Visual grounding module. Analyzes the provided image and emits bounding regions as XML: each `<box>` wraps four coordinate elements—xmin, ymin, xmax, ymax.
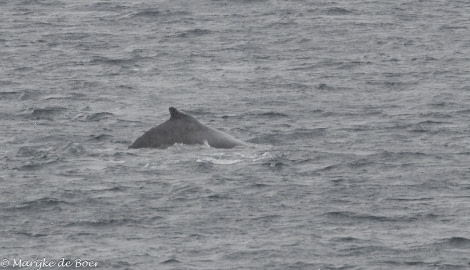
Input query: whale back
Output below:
<box><xmin>129</xmin><ymin>107</ymin><xmax>244</xmax><ymax>149</ymax></box>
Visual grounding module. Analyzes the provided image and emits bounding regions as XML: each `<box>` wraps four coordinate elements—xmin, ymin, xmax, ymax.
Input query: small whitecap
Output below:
<box><xmin>252</xmin><ymin>152</ymin><xmax>275</xmax><ymax>161</ymax></box>
<box><xmin>197</xmin><ymin>157</ymin><xmax>242</xmax><ymax>165</ymax></box>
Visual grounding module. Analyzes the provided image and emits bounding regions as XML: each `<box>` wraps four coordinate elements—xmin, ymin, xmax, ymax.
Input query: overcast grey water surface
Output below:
<box><xmin>1</xmin><ymin>0</ymin><xmax>470</xmax><ymax>269</ymax></box>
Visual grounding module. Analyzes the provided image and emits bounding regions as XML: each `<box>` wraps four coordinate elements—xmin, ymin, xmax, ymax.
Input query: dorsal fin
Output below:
<box><xmin>169</xmin><ymin>107</ymin><xmax>184</xmax><ymax>119</ymax></box>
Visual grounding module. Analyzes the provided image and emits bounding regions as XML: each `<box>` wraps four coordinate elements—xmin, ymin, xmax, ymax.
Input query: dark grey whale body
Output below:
<box><xmin>129</xmin><ymin>107</ymin><xmax>245</xmax><ymax>149</ymax></box>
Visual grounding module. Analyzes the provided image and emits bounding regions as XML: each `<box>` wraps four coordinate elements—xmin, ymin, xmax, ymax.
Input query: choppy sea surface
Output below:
<box><xmin>1</xmin><ymin>1</ymin><xmax>470</xmax><ymax>269</ymax></box>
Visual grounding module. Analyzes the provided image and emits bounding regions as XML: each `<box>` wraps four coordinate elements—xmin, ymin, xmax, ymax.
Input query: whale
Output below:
<box><xmin>129</xmin><ymin>107</ymin><xmax>245</xmax><ymax>149</ymax></box>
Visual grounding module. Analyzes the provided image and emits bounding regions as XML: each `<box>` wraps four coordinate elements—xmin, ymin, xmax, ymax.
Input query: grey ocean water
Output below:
<box><xmin>1</xmin><ymin>0</ymin><xmax>470</xmax><ymax>269</ymax></box>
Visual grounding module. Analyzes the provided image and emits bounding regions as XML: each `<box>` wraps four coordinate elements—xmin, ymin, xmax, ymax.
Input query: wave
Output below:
<box><xmin>84</xmin><ymin>112</ymin><xmax>115</xmax><ymax>122</ymax></box>
<box><xmin>88</xmin><ymin>134</ymin><xmax>112</xmax><ymax>142</ymax></box>
<box><xmin>29</xmin><ymin>106</ymin><xmax>67</xmax><ymax>120</ymax></box>
<box><xmin>41</xmin><ymin>92</ymin><xmax>88</xmax><ymax>101</ymax></box>
<box><xmin>16</xmin><ymin>146</ymin><xmax>49</xmax><ymax>158</ymax></box>
<box><xmin>13</xmin><ymin>159</ymin><xmax>59</xmax><ymax>171</ymax></box>
<box><xmin>160</xmin><ymin>258</ymin><xmax>181</xmax><ymax>264</ymax></box>
<box><xmin>323</xmin><ymin>211</ymin><xmax>423</xmax><ymax>223</ymax></box>
<box><xmin>66</xmin><ymin>218</ymin><xmax>140</xmax><ymax>227</ymax></box>
<box><xmin>7</xmin><ymin>197</ymin><xmax>70</xmax><ymax>211</ymax></box>
<box><xmin>90</xmin><ymin>56</ymin><xmax>136</xmax><ymax>66</ymax></box>
<box><xmin>132</xmin><ymin>9</ymin><xmax>190</xmax><ymax>18</ymax></box>
<box><xmin>330</xmin><ymin>236</ymin><xmax>361</xmax><ymax>242</ymax></box>
<box><xmin>133</xmin><ymin>8</ymin><xmax>160</xmax><ymax>18</ymax></box>
<box><xmin>440</xmin><ymin>236</ymin><xmax>470</xmax><ymax>249</ymax></box>
<box><xmin>0</xmin><ymin>91</ymin><xmax>23</xmax><ymax>100</ymax></box>
<box><xmin>14</xmin><ymin>231</ymin><xmax>48</xmax><ymax>238</ymax></box>
<box><xmin>254</xmin><ymin>111</ymin><xmax>289</xmax><ymax>117</ymax></box>
<box><xmin>248</xmin><ymin>128</ymin><xmax>326</xmax><ymax>145</ymax></box>
<box><xmin>325</xmin><ymin>7</ymin><xmax>353</xmax><ymax>15</ymax></box>
<box><xmin>60</xmin><ymin>142</ymin><xmax>86</xmax><ymax>156</ymax></box>
<box><xmin>177</xmin><ymin>28</ymin><xmax>211</xmax><ymax>38</ymax></box>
